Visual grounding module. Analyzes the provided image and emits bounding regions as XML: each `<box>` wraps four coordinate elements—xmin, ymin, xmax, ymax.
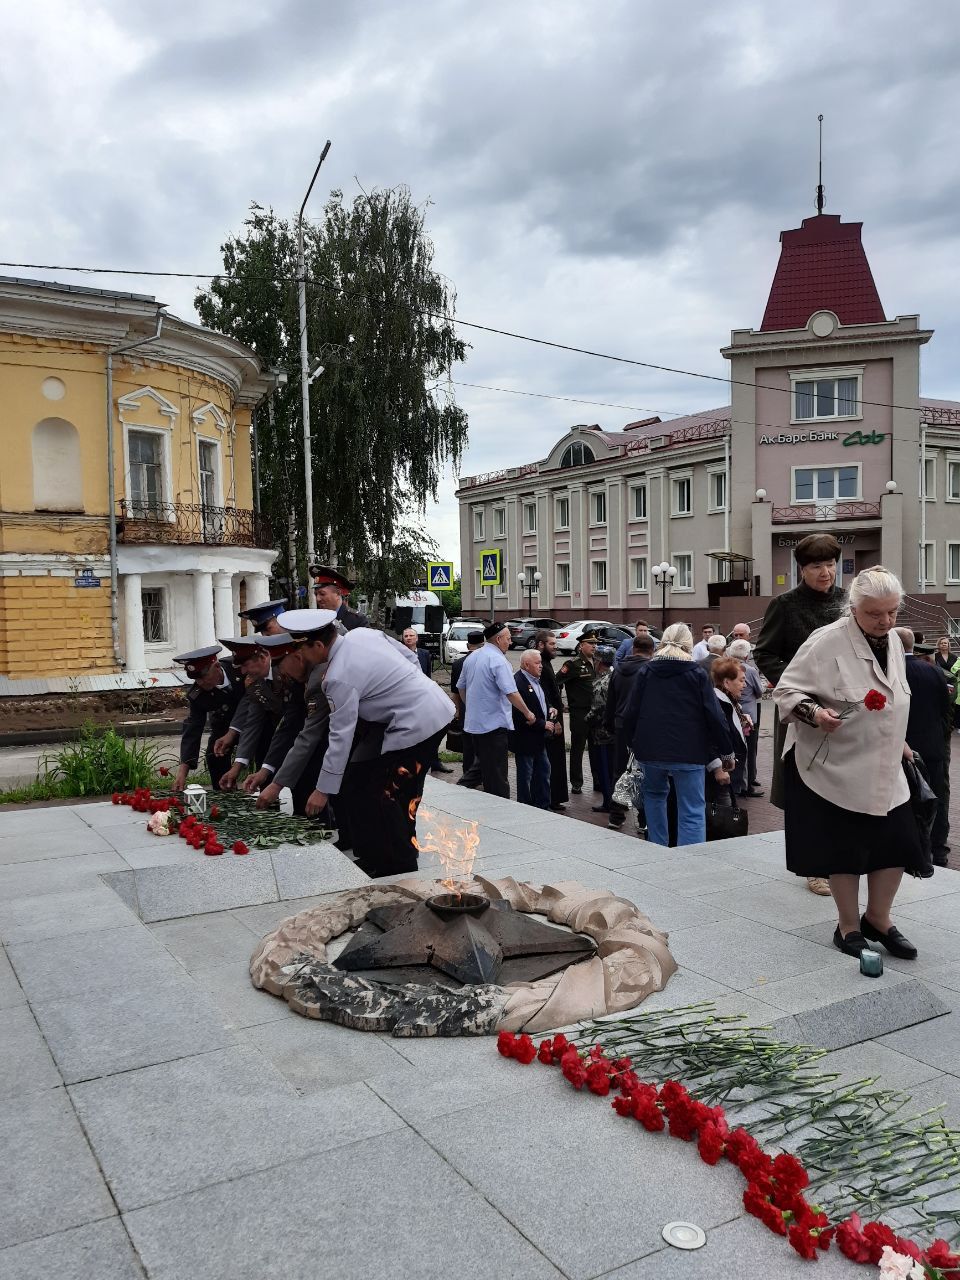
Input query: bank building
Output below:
<box><xmin>457</xmin><ymin>207</ymin><xmax>960</xmax><ymax>635</ymax></box>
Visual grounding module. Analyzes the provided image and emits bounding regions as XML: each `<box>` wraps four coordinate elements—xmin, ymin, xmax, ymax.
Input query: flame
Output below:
<box><xmin>415</xmin><ymin>807</ymin><xmax>480</xmax><ymax>895</ymax></box>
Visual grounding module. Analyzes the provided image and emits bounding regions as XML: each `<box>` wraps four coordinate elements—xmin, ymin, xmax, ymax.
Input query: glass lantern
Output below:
<box><xmin>183</xmin><ymin>784</ymin><xmax>208</xmax><ymax>818</ymax></box>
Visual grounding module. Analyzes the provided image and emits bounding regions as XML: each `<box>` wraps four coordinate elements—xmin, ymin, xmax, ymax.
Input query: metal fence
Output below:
<box><xmin>117</xmin><ymin>501</ymin><xmax>272</xmax><ymax>548</ymax></box>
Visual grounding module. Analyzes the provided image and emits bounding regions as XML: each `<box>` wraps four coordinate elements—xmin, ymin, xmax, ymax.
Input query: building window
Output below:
<box><xmin>792</xmin><ymin>465</ymin><xmax>860</xmax><ymax>503</ymax></box>
<box><xmin>556</xmin><ymin>563</ymin><xmax>571</xmax><ymax>594</ymax></box>
<box><xmin>792</xmin><ymin>373</ymin><xmax>860</xmax><ymax>421</ymax></box>
<box><xmin>920</xmin><ymin>456</ymin><xmax>936</xmax><ymax>501</ymax></box>
<box><xmin>493</xmin><ymin>507</ymin><xmax>506</xmax><ymax>537</ymax></box>
<box><xmin>947</xmin><ymin>542</ymin><xmax>960</xmax><ymax>584</ymax></box>
<box><xmin>129</xmin><ymin>430</ymin><xmax>165</xmax><ymax>514</ymax></box>
<box><xmin>473</xmin><ymin>509</ymin><xmax>484</xmax><ymax>541</ymax></box>
<box><xmin>591</xmin><ymin>490</ymin><xmax>607</xmax><ymax>526</ymax></box>
<box><xmin>198</xmin><ymin>439</ymin><xmax>218</xmax><ymax>509</ymax></box>
<box><xmin>555</xmin><ymin>495</ymin><xmax>570</xmax><ymax>529</ymax></box>
<box><xmin>630</xmin><ymin>557</ymin><xmax>648</xmax><ymax>591</ymax></box>
<box><xmin>673</xmin><ymin>553</ymin><xmax>693</xmax><ymax>591</ymax></box>
<box><xmin>474</xmin><ymin>569</ymin><xmax>484</xmax><ymax>598</ymax></box>
<box><xmin>523</xmin><ymin>502</ymin><xmax>537</xmax><ymax>532</ymax></box>
<box><xmin>708</xmin><ymin>469</ymin><xmax>727</xmax><ymax>512</ymax></box>
<box><xmin>559</xmin><ymin>441</ymin><xmax>595</xmax><ymax>469</ymax></box>
<box><xmin>921</xmin><ymin>542</ymin><xmax>936</xmax><ymax>586</ymax></box>
<box><xmin>630</xmin><ymin>482</ymin><xmax>647</xmax><ymax>520</ymax></box>
<box><xmin>671</xmin><ymin>474</ymin><xmax>692</xmax><ymax>516</ymax></box>
<box><xmin>592</xmin><ymin>560</ymin><xmax>608</xmax><ymax>593</ymax></box>
<box><xmin>141</xmin><ymin>588</ymin><xmax>168</xmax><ymax>644</ymax></box>
<box><xmin>947</xmin><ymin>459</ymin><xmax>960</xmax><ymax>502</ymax></box>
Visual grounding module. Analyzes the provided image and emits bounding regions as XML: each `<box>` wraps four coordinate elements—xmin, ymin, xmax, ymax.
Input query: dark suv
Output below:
<box><xmin>505</xmin><ymin>617</ymin><xmax>563</xmax><ymax>649</ymax></box>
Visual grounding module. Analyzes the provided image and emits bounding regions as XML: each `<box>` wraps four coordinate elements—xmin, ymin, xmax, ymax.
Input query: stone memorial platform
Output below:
<box><xmin>2</xmin><ymin>780</ymin><xmax>960</xmax><ymax>1277</ymax></box>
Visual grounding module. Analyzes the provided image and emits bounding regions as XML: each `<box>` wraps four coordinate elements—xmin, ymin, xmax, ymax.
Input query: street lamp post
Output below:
<box><xmin>652</xmin><ymin>561</ymin><xmax>677</xmax><ymax>631</ymax></box>
<box><xmin>297</xmin><ymin>141</ymin><xmax>331</xmax><ymax>570</ymax></box>
<box><xmin>518</xmin><ymin>569</ymin><xmax>542</xmax><ymax>615</ymax></box>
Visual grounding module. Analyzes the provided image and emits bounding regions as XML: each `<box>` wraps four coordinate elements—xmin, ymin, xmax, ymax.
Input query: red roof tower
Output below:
<box><xmin>759</xmin><ymin>214</ymin><xmax>885</xmax><ymax>332</ymax></box>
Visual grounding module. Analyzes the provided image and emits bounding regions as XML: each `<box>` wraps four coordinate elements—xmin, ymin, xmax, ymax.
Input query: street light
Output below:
<box><xmin>297</xmin><ymin>140</ymin><xmax>332</xmax><ymax>570</ymax></box>
<box><xmin>518</xmin><ymin>568</ymin><xmax>542</xmax><ymax>614</ymax></box>
<box><xmin>651</xmin><ymin>561</ymin><xmax>677</xmax><ymax>631</ymax></box>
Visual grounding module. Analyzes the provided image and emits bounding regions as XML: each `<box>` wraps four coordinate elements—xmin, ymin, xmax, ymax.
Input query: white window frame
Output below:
<box><xmin>630</xmin><ymin>481</ymin><xmax>647</xmax><ymax>520</ymax></box>
<box><xmin>493</xmin><ymin>506</ymin><xmax>506</xmax><ymax>538</ymax></box>
<box><xmin>196</xmin><ymin>434</ymin><xmax>223</xmax><ymax>509</ymax></box>
<box><xmin>555</xmin><ymin>495</ymin><xmax>570</xmax><ymax>530</ymax></box>
<box><xmin>790</xmin><ymin>463</ymin><xmax>862</xmax><ymax>505</ymax></box>
<box><xmin>474</xmin><ymin>569</ymin><xmax>485</xmax><ymax>598</ymax></box>
<box><xmin>124</xmin><ymin>424</ymin><xmax>173</xmax><ymax>517</ymax></box>
<box><xmin>945</xmin><ymin>457</ymin><xmax>960</xmax><ymax>502</ymax></box>
<box><xmin>920</xmin><ymin>541</ymin><xmax>936</xmax><ymax>587</ymax></box>
<box><xmin>671</xmin><ymin>472</ymin><xmax>693</xmax><ymax>518</ymax></box>
<box><xmin>672</xmin><ymin>552</ymin><xmax>694</xmax><ymax>592</ymax></box>
<box><xmin>141</xmin><ymin>585</ymin><xmax>169</xmax><ymax>646</ymax></box>
<box><xmin>590</xmin><ymin>490</ymin><xmax>607</xmax><ymax>527</ymax></box>
<box><xmin>472</xmin><ymin>509</ymin><xmax>485</xmax><ymax>542</ymax></box>
<box><xmin>522</xmin><ymin>502</ymin><xmax>537</xmax><ymax>533</ymax></box>
<box><xmin>789</xmin><ymin>365</ymin><xmax>863</xmax><ymax>424</ymax></box>
<box><xmin>629</xmin><ymin>556</ymin><xmax>648</xmax><ymax>592</ymax></box>
<box><xmin>946</xmin><ymin>541</ymin><xmax>960</xmax><ymax>584</ymax></box>
<box><xmin>591</xmin><ymin>559</ymin><xmax>608</xmax><ymax>593</ymax></box>
<box><xmin>920</xmin><ymin>455</ymin><xmax>937</xmax><ymax>502</ymax></box>
<box><xmin>556</xmin><ymin>562</ymin><xmax>571</xmax><ymax>595</ymax></box>
<box><xmin>707</xmin><ymin>466</ymin><xmax>727</xmax><ymax>514</ymax></box>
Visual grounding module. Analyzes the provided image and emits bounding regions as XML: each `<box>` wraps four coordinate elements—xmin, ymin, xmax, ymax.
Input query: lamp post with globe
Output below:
<box><xmin>652</xmin><ymin>561</ymin><xmax>677</xmax><ymax>631</ymax></box>
<box><xmin>518</xmin><ymin>569</ymin><xmax>542</xmax><ymax>615</ymax></box>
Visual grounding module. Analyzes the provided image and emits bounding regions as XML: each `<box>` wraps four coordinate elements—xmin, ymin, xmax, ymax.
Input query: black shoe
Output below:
<box><xmin>833</xmin><ymin>927</ymin><xmax>869</xmax><ymax>957</ymax></box>
<box><xmin>431</xmin><ymin>764</ymin><xmax>454</xmax><ymax>774</ymax></box>
<box><xmin>592</xmin><ymin>785</ymin><xmax>603</xmax><ymax>793</ymax></box>
<box><xmin>746</xmin><ymin>785</ymin><xmax>765</xmax><ymax>797</ymax></box>
<box><xmin>571</xmin><ymin>786</ymin><xmax>582</xmax><ymax>795</ymax></box>
<box><xmin>933</xmin><ymin>851</ymin><xmax>949</xmax><ymax>868</ymax></box>
<box><xmin>592</xmin><ymin>804</ymin><xmax>611</xmax><ymax>813</ymax></box>
<box><xmin>860</xmin><ymin>915</ymin><xmax>918</xmax><ymax>960</ymax></box>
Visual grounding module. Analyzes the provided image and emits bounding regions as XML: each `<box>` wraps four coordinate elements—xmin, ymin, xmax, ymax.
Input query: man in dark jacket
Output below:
<box><xmin>622</xmin><ymin>628</ymin><xmax>734</xmax><ymax>847</ymax></box>
<box><xmin>556</xmin><ymin>630</ymin><xmax>598</xmax><ymax>793</ymax></box>
<box><xmin>310</xmin><ymin>564</ymin><xmax>369</xmax><ymax>631</ymax></box>
<box><xmin>453</xmin><ymin>631</ymin><xmax>484</xmax><ymax>787</ymax></box>
<box><xmin>510</xmin><ymin>650</ymin><xmax>551</xmax><ymax>808</ymax></box>
<box><xmin>605</xmin><ymin>633</ymin><xmax>654</xmax><ymax>828</ymax></box>
<box><xmin>534</xmin><ymin>630</ymin><xmax>569</xmax><ymax>810</ymax></box>
<box><xmin>172</xmin><ymin>646</ymin><xmax>245</xmax><ymax>792</ymax></box>
<box><xmin>898</xmin><ymin>629</ymin><xmax>952</xmax><ymax>864</ymax></box>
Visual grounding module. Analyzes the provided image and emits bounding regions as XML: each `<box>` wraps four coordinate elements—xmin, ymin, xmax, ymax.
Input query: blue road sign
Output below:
<box><xmin>427</xmin><ymin>561</ymin><xmax>455</xmax><ymax>590</ymax></box>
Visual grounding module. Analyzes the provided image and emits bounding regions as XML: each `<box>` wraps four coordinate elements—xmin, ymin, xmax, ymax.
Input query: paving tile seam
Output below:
<box><xmin>62</xmin><ymin>1038</ymin><xmax>250</xmax><ymax>1089</ymax></box>
<box><xmin>585</xmin><ymin>1211</ymin><xmax>750</xmax><ymax>1280</ymax></box>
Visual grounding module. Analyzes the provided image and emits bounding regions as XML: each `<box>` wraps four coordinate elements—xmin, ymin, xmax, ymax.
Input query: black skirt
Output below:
<box><xmin>783</xmin><ymin>749</ymin><xmax>923</xmax><ymax>878</ymax></box>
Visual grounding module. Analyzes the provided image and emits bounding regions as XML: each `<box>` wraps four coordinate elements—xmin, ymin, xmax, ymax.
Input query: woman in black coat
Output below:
<box><xmin>705</xmin><ymin>658</ymin><xmax>748</xmax><ymax>805</ymax></box>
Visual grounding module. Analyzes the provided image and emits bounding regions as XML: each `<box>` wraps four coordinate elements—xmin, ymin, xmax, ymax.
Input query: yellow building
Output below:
<box><xmin>0</xmin><ymin>276</ymin><xmax>277</xmax><ymax>687</ymax></box>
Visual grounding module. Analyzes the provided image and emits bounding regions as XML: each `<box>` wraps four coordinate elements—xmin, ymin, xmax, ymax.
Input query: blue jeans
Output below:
<box><xmin>515</xmin><ymin>750</ymin><xmax>551</xmax><ymax>809</ymax></box>
<box><xmin>642</xmin><ymin>762</ymin><xmax>706</xmax><ymax>847</ymax></box>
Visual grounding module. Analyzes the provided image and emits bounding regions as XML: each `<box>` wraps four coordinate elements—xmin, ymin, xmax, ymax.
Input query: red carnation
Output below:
<box><xmin>561</xmin><ymin>1057</ymin><xmax>587</xmax><ymax>1090</ymax></box>
<box><xmin>772</xmin><ymin>1151</ymin><xmax>809</xmax><ymax>1193</ymax></box>
<box><xmin>787</xmin><ymin>1224</ymin><xmax>818</xmax><ymax>1260</ymax></box>
<box><xmin>111</xmin><ymin>792</ymin><xmax>120</xmax><ymax>804</ymax></box>
<box><xmin>537</xmin><ymin>1041</ymin><xmax>554</xmax><ymax>1065</ymax></box>
<box><xmin>159</xmin><ymin>766</ymin><xmax>170</xmax><ymax>777</ymax></box>
<box><xmin>861</xmin><ymin>1221</ymin><xmax>898</xmax><ymax>1265</ymax></box>
<box><xmin>210</xmin><ymin>805</ymin><xmax>221</xmax><ymax>818</ymax></box>
<box><xmin>697</xmin><ymin>1122</ymin><xmax>725</xmax><ymax>1166</ymax></box>
<box><xmin>743</xmin><ymin>1184</ymin><xmax>770</xmax><ymax>1220</ymax></box>
<box><xmin>611</xmin><ymin>1095</ymin><xmax>634</xmax><ymax>1117</ymax></box>
<box><xmin>864</xmin><ymin>689</ymin><xmax>886</xmax><ymax>711</ymax></box>
<box><xmin>203</xmin><ymin>845</ymin><xmax>223</xmax><ymax>856</ymax></box>
<box><xmin>586</xmin><ymin>1063</ymin><xmax>611</xmax><ymax>1096</ymax></box>
<box><xmin>632</xmin><ymin>1098</ymin><xmax>665</xmax><ymax>1132</ymax></box>
<box><xmin>512</xmin><ymin>1034</ymin><xmax>536</xmax><ymax>1064</ymax></box>
<box><xmin>232</xmin><ymin>841</ymin><xmax>249</xmax><ymax>856</ymax></box>
<box><xmin>925</xmin><ymin>1239</ymin><xmax>960</xmax><ymax>1272</ymax></box>
<box><xmin>496</xmin><ymin>1031</ymin><xmax>517</xmax><ymax>1058</ymax></box>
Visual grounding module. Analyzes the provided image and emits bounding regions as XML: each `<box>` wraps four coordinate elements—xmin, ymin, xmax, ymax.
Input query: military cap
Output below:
<box><xmin>237</xmin><ymin>599</ymin><xmax>288</xmax><ymax>632</ymax></box>
<box><xmin>218</xmin><ymin>636</ymin><xmax>258</xmax><ymax>655</ymax></box>
<box><xmin>309</xmin><ymin>564</ymin><xmax>354</xmax><ymax>593</ymax></box>
<box><xmin>276</xmin><ymin>608</ymin><xmax>339</xmax><ymax>640</ymax></box>
<box><xmin>172</xmin><ymin>645</ymin><xmax>222</xmax><ymax>678</ymax></box>
<box><xmin>578</xmin><ymin>628</ymin><xmax>601</xmax><ymax>643</ymax></box>
<box><xmin>255</xmin><ymin>631</ymin><xmax>301</xmax><ymax>659</ymax></box>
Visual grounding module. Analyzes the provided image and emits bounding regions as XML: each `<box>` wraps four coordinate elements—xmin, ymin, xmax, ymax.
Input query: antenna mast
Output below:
<box><xmin>816</xmin><ymin>114</ymin><xmax>825</xmax><ymax>214</ymax></box>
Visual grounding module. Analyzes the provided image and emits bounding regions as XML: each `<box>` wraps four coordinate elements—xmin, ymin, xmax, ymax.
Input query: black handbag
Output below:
<box><xmin>903</xmin><ymin>753</ymin><xmax>937</xmax><ymax>878</ymax></box>
<box><xmin>445</xmin><ymin>725</ymin><xmax>465</xmax><ymax>755</ymax></box>
<box><xmin>705</xmin><ymin>786</ymin><xmax>749</xmax><ymax>841</ymax></box>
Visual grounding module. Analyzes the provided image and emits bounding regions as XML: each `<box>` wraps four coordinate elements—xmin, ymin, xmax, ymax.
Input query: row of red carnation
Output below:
<box><xmin>497</xmin><ymin>1031</ymin><xmax>959</xmax><ymax>1274</ymax></box>
<box><xmin>111</xmin><ymin>787</ymin><xmax>183</xmax><ymax>814</ymax></box>
<box><xmin>172</xmin><ymin>814</ymin><xmax>248</xmax><ymax>856</ymax></box>
<box><xmin>109</xmin><ymin>788</ymin><xmax>248</xmax><ymax>855</ymax></box>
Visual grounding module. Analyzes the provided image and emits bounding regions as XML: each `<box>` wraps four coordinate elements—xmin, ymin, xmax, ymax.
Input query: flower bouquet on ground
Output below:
<box><xmin>807</xmin><ymin>688</ymin><xmax>887</xmax><ymax>769</ymax></box>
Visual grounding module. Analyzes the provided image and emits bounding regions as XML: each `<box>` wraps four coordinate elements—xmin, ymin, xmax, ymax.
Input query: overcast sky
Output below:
<box><xmin>3</xmin><ymin>1</ymin><xmax>960</xmax><ymax>564</ymax></box>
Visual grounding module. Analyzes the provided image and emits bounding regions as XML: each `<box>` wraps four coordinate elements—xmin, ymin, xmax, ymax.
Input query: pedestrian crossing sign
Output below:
<box><xmin>479</xmin><ymin>547</ymin><xmax>503</xmax><ymax>586</ymax></box>
<box><xmin>427</xmin><ymin>561</ymin><xmax>455</xmax><ymax>590</ymax></box>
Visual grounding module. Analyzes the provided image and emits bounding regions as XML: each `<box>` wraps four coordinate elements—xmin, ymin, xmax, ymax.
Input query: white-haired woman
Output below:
<box><xmin>773</xmin><ymin>566</ymin><xmax>921</xmax><ymax>960</ymax></box>
<box><xmin>622</xmin><ymin>623</ymin><xmax>735</xmax><ymax>846</ymax></box>
<box><xmin>728</xmin><ymin>638</ymin><xmax>766</xmax><ymax>796</ymax></box>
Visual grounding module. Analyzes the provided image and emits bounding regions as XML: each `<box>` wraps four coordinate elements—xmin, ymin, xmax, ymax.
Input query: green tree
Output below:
<box><xmin>195</xmin><ymin>188</ymin><xmax>468</xmax><ymax>594</ymax></box>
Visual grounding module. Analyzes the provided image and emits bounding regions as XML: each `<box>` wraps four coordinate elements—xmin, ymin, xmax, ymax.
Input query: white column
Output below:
<box><xmin>193</xmin><ymin>571</ymin><xmax>216</xmax><ymax>647</ymax></box>
<box><xmin>213</xmin><ymin>571</ymin><xmax>235</xmax><ymax>641</ymax></box>
<box><xmin>246</xmin><ymin>572</ymin><xmax>270</xmax><ymax>609</ymax></box>
<box><xmin>121</xmin><ymin>574</ymin><xmax>146</xmax><ymax>671</ymax></box>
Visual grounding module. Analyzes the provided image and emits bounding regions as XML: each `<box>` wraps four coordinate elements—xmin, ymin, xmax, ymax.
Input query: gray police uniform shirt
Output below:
<box><xmin>272</xmin><ymin>663</ymin><xmax>330</xmax><ymax>791</ymax></box>
<box><xmin>234</xmin><ymin>671</ymin><xmax>282</xmax><ymax>766</ymax></box>
<box><xmin>316</xmin><ymin>628</ymin><xmax>454</xmax><ymax>796</ymax></box>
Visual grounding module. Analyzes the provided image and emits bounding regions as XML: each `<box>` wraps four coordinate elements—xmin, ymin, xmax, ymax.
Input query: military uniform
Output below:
<box><xmin>310</xmin><ymin>564</ymin><xmax>369</xmax><ymax>631</ymax></box>
<box><xmin>174</xmin><ymin>646</ymin><xmax>245</xmax><ymax>790</ymax></box>
<box><xmin>238</xmin><ymin>598</ymin><xmax>288</xmax><ymax>635</ymax></box>
<box><xmin>556</xmin><ymin>646</ymin><xmax>597</xmax><ymax>792</ymax></box>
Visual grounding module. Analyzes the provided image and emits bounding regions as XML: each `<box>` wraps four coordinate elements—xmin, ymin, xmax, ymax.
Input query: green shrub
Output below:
<box><xmin>39</xmin><ymin>724</ymin><xmax>166</xmax><ymax>797</ymax></box>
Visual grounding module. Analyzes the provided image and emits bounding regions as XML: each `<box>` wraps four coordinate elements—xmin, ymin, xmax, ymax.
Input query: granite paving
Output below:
<box><xmin>1</xmin><ymin>785</ymin><xmax>957</xmax><ymax>1275</ymax></box>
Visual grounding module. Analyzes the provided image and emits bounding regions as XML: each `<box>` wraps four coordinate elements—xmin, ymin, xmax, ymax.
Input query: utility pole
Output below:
<box><xmin>297</xmin><ymin>140</ymin><xmax>331</xmax><ymax>569</ymax></box>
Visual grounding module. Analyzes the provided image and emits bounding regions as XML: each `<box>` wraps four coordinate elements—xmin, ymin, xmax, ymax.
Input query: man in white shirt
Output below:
<box><xmin>457</xmin><ymin>621</ymin><xmax>536</xmax><ymax>797</ymax></box>
<box><xmin>692</xmin><ymin>625</ymin><xmax>716</xmax><ymax>662</ymax></box>
<box><xmin>274</xmin><ymin>609</ymin><xmax>454</xmax><ymax>878</ymax></box>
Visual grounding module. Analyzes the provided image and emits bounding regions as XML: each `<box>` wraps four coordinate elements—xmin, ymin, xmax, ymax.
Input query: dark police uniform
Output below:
<box><xmin>556</xmin><ymin>640</ymin><xmax>597</xmax><ymax>792</ymax></box>
<box><xmin>174</xmin><ymin>647</ymin><xmax>245</xmax><ymax>790</ymax></box>
<box><xmin>310</xmin><ymin>564</ymin><xmax>369</xmax><ymax>631</ymax></box>
<box><xmin>238</xmin><ymin>598</ymin><xmax>288</xmax><ymax>634</ymax></box>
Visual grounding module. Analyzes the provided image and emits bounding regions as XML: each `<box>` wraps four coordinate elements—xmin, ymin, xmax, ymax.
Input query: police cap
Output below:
<box><xmin>172</xmin><ymin>645</ymin><xmax>222</xmax><ymax>679</ymax></box>
<box><xmin>237</xmin><ymin>599</ymin><xmax>288</xmax><ymax>633</ymax></box>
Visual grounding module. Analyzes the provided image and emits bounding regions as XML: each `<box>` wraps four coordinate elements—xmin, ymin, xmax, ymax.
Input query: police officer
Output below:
<box><xmin>238</xmin><ymin>598</ymin><xmax>288</xmax><ymax>636</ymax></box>
<box><xmin>274</xmin><ymin>608</ymin><xmax>453</xmax><ymax>877</ymax></box>
<box><xmin>556</xmin><ymin>628</ymin><xmax>599</xmax><ymax>794</ymax></box>
<box><xmin>172</xmin><ymin>645</ymin><xmax>245</xmax><ymax>792</ymax></box>
<box><xmin>309</xmin><ymin>565</ymin><xmax>369</xmax><ymax>630</ymax></box>
<box><xmin>241</xmin><ymin>632</ymin><xmax>311</xmax><ymax>807</ymax></box>
<box><xmin>216</xmin><ymin>637</ymin><xmax>285</xmax><ymax>791</ymax></box>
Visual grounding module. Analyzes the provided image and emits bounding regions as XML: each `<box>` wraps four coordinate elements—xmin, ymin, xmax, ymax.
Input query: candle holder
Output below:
<box><xmin>183</xmin><ymin>784</ymin><xmax>208</xmax><ymax>818</ymax></box>
<box><xmin>860</xmin><ymin>948</ymin><xmax>883</xmax><ymax>978</ymax></box>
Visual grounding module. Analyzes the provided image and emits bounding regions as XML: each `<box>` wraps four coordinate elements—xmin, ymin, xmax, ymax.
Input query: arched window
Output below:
<box><xmin>32</xmin><ymin>418</ymin><xmax>83</xmax><ymax>511</ymax></box>
<box><xmin>559</xmin><ymin>441</ymin><xmax>595</xmax><ymax>469</ymax></box>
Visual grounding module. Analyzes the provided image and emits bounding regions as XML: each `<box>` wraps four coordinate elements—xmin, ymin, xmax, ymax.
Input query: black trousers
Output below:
<box><xmin>745</xmin><ymin>703</ymin><xmax>761</xmax><ymax>787</ymax></box>
<box><xmin>546</xmin><ymin>728</ymin><xmax>569</xmax><ymax>806</ymax></box>
<box><xmin>458</xmin><ymin>731</ymin><xmax>481</xmax><ymax>787</ymax></box>
<box><xmin>473</xmin><ymin>728</ymin><xmax>510</xmax><ymax>798</ymax></box>
<box><xmin>569</xmin><ymin>712</ymin><xmax>591</xmax><ymax>790</ymax></box>
<box><xmin>338</xmin><ymin>728</ymin><xmax>445</xmax><ymax>878</ymax></box>
<box><xmin>205</xmin><ymin>742</ymin><xmax>234</xmax><ymax>791</ymax></box>
<box><xmin>927</xmin><ymin>753</ymin><xmax>950</xmax><ymax>852</ymax></box>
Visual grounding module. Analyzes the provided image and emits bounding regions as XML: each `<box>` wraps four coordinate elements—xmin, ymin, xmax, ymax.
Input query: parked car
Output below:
<box><xmin>505</xmin><ymin>617</ymin><xmax>563</xmax><ymax>649</ymax></box>
<box><xmin>441</xmin><ymin>621</ymin><xmax>484</xmax><ymax>664</ymax></box>
<box><xmin>554</xmin><ymin>620</ymin><xmax>635</xmax><ymax>654</ymax></box>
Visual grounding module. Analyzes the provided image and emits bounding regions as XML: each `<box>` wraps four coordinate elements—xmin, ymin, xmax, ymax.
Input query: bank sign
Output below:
<box><xmin>759</xmin><ymin>429</ymin><xmax>887</xmax><ymax>447</ymax></box>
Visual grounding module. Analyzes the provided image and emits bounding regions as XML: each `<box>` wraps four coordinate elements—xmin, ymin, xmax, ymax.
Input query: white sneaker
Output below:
<box><xmin>807</xmin><ymin>876</ymin><xmax>831</xmax><ymax>896</ymax></box>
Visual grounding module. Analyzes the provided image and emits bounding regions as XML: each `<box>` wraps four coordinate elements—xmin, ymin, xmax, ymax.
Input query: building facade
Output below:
<box><xmin>0</xmin><ymin>276</ymin><xmax>277</xmax><ymax>687</ymax></box>
<box><xmin>457</xmin><ymin>212</ymin><xmax>960</xmax><ymax>631</ymax></box>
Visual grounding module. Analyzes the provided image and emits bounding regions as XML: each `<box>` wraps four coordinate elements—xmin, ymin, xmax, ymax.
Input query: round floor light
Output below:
<box><xmin>661</xmin><ymin>1222</ymin><xmax>707</xmax><ymax>1250</ymax></box>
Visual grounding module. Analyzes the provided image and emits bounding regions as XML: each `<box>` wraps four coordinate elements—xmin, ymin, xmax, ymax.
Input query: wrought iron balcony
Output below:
<box><xmin>117</xmin><ymin>500</ymin><xmax>273</xmax><ymax>548</ymax></box>
<box><xmin>771</xmin><ymin>501</ymin><xmax>881</xmax><ymax>525</ymax></box>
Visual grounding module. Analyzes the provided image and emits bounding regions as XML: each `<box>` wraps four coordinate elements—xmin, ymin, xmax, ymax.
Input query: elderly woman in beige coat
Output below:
<box><xmin>773</xmin><ymin>565</ymin><xmax>920</xmax><ymax>961</ymax></box>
